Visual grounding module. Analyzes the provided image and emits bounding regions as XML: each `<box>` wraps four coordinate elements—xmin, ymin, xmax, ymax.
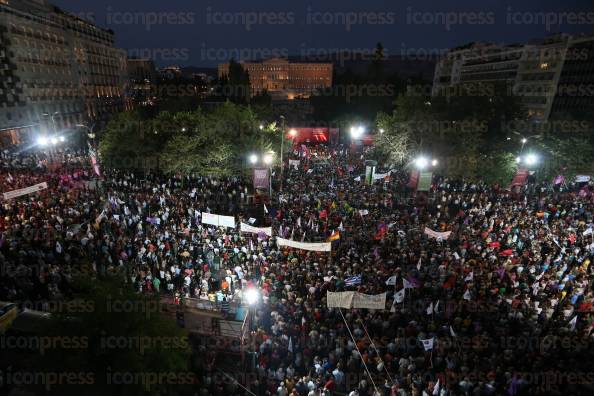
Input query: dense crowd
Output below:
<box><xmin>1</xmin><ymin>146</ymin><xmax>593</xmax><ymax>396</ymax></box>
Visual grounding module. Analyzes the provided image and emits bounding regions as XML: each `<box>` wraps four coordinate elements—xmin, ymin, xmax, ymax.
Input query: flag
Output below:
<box><xmin>344</xmin><ymin>275</ymin><xmax>362</xmax><ymax>287</ymax></box>
<box><xmin>338</xmin><ymin>222</ymin><xmax>344</xmax><ymax>231</ymax></box>
<box><xmin>394</xmin><ymin>289</ymin><xmax>405</xmax><ymax>304</ymax></box>
<box><xmin>443</xmin><ymin>274</ymin><xmax>456</xmax><ymax>289</ymax></box>
<box><xmin>433</xmin><ymin>379</ymin><xmax>440</xmax><ymax>396</ymax></box>
<box><xmin>463</xmin><ymin>290</ymin><xmax>471</xmax><ymax>300</ymax></box>
<box><xmin>426</xmin><ymin>302</ymin><xmax>434</xmax><ymax>315</ymax></box>
<box><xmin>464</xmin><ymin>272</ymin><xmax>474</xmax><ymax>282</ymax></box>
<box><xmin>569</xmin><ymin>315</ymin><xmax>578</xmax><ymax>331</ymax></box>
<box><xmin>328</xmin><ymin>230</ymin><xmax>340</xmax><ymax>242</ymax></box>
<box><xmin>403</xmin><ymin>278</ymin><xmax>413</xmax><ymax>289</ymax></box>
<box><xmin>507</xmin><ymin>374</ymin><xmax>520</xmax><ymax>396</ymax></box>
<box><xmin>420</xmin><ymin>338</ymin><xmax>434</xmax><ymax>351</ymax></box>
<box><xmin>375</xmin><ymin>222</ymin><xmax>388</xmax><ymax>240</ymax></box>
<box><xmin>406</xmin><ymin>276</ymin><xmax>421</xmax><ymax>288</ymax></box>
<box><xmin>553</xmin><ymin>175</ymin><xmax>565</xmax><ymax>185</ymax></box>
<box><xmin>385</xmin><ymin>275</ymin><xmax>397</xmax><ymax>286</ymax></box>
<box><xmin>89</xmin><ymin>145</ymin><xmax>102</xmax><ymax>177</ymax></box>
<box><xmin>450</xmin><ymin>326</ymin><xmax>457</xmax><ymax>337</ymax></box>
<box><xmin>288</xmin><ymin>337</ymin><xmax>293</xmax><ymax>353</ymax></box>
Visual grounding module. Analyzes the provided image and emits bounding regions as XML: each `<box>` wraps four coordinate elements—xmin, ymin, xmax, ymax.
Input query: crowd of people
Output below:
<box><xmin>1</xmin><ymin>145</ymin><xmax>593</xmax><ymax>396</ymax></box>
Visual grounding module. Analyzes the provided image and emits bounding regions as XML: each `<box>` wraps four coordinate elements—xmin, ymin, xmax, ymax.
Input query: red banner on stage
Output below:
<box><xmin>511</xmin><ymin>169</ymin><xmax>529</xmax><ymax>187</ymax></box>
<box><xmin>407</xmin><ymin>170</ymin><xmax>419</xmax><ymax>189</ymax></box>
<box><xmin>286</xmin><ymin>128</ymin><xmax>338</xmax><ymax>144</ymax></box>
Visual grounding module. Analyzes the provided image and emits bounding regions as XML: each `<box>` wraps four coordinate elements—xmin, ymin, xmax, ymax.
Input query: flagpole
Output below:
<box><xmin>357</xmin><ymin>318</ymin><xmax>396</xmax><ymax>385</ymax></box>
<box><xmin>338</xmin><ymin>309</ymin><xmax>380</xmax><ymax>395</ymax></box>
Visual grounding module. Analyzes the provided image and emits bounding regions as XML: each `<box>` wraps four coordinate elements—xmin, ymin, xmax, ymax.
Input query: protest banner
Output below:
<box><xmin>327</xmin><ymin>291</ymin><xmax>355</xmax><ymax>308</ymax></box>
<box><xmin>424</xmin><ymin>227</ymin><xmax>452</xmax><ymax>240</ymax></box>
<box><xmin>201</xmin><ymin>213</ymin><xmax>236</xmax><ymax>228</ymax></box>
<box><xmin>276</xmin><ymin>237</ymin><xmax>332</xmax><ymax>252</ymax></box>
<box><xmin>3</xmin><ymin>182</ymin><xmax>48</xmax><ymax>200</ymax></box>
<box><xmin>240</xmin><ymin>223</ymin><xmax>273</xmax><ymax>237</ymax></box>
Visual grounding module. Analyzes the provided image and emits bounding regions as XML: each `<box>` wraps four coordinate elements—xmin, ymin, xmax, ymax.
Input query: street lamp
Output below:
<box><xmin>288</xmin><ymin>129</ymin><xmax>297</xmax><ymax>138</ymax></box>
<box><xmin>249</xmin><ymin>154</ymin><xmax>258</xmax><ymax>165</ymax></box>
<box><xmin>263</xmin><ymin>153</ymin><xmax>274</xmax><ymax>165</ymax></box>
<box><xmin>76</xmin><ymin>123</ymin><xmax>96</xmax><ymax>144</ymax></box>
<box><xmin>414</xmin><ymin>156</ymin><xmax>429</xmax><ymax>169</ymax></box>
<box><xmin>42</xmin><ymin>112</ymin><xmax>59</xmax><ymax>135</ymax></box>
<box><xmin>350</xmin><ymin>125</ymin><xmax>364</xmax><ymax>139</ymax></box>
<box><xmin>50</xmin><ymin>137</ymin><xmax>58</xmax><ymax>145</ymax></box>
<box><xmin>379</xmin><ymin>129</ymin><xmax>384</xmax><ymax>134</ymax></box>
<box><xmin>414</xmin><ymin>156</ymin><xmax>438</xmax><ymax>170</ymax></box>
<box><xmin>516</xmin><ymin>153</ymin><xmax>539</xmax><ymax>166</ymax></box>
<box><xmin>37</xmin><ymin>136</ymin><xmax>49</xmax><ymax>146</ymax></box>
<box><xmin>244</xmin><ymin>288</ymin><xmax>259</xmax><ymax>306</ymax></box>
<box><xmin>244</xmin><ymin>287</ymin><xmax>260</xmax><ymax>331</ymax></box>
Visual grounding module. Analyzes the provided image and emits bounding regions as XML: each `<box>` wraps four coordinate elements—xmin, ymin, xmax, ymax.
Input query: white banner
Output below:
<box><xmin>289</xmin><ymin>159</ymin><xmax>300</xmax><ymax>169</ymax></box>
<box><xmin>327</xmin><ymin>291</ymin><xmax>387</xmax><ymax>309</ymax></box>
<box><xmin>353</xmin><ymin>292</ymin><xmax>387</xmax><ymax>310</ymax></box>
<box><xmin>575</xmin><ymin>175</ymin><xmax>591</xmax><ymax>183</ymax></box>
<box><xmin>219</xmin><ymin>215</ymin><xmax>236</xmax><ymax>228</ymax></box>
<box><xmin>201</xmin><ymin>212</ymin><xmax>219</xmax><ymax>227</ymax></box>
<box><xmin>201</xmin><ymin>213</ymin><xmax>236</xmax><ymax>228</ymax></box>
<box><xmin>276</xmin><ymin>237</ymin><xmax>331</xmax><ymax>252</ymax></box>
<box><xmin>424</xmin><ymin>227</ymin><xmax>452</xmax><ymax>240</ymax></box>
<box><xmin>3</xmin><ymin>182</ymin><xmax>48</xmax><ymax>200</ymax></box>
<box><xmin>240</xmin><ymin>223</ymin><xmax>273</xmax><ymax>237</ymax></box>
<box><xmin>373</xmin><ymin>171</ymin><xmax>391</xmax><ymax>180</ymax></box>
<box><xmin>327</xmin><ymin>291</ymin><xmax>355</xmax><ymax>308</ymax></box>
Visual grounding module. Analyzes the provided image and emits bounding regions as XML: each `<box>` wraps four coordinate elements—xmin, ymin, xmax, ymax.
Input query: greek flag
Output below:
<box><xmin>344</xmin><ymin>275</ymin><xmax>362</xmax><ymax>287</ymax></box>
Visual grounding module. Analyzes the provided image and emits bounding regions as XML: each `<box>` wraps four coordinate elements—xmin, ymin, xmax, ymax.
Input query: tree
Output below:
<box><xmin>218</xmin><ymin>59</ymin><xmax>251</xmax><ymax>104</ymax></box>
<box><xmin>18</xmin><ymin>275</ymin><xmax>193</xmax><ymax>396</ymax></box>
<box><xmin>368</xmin><ymin>42</ymin><xmax>385</xmax><ymax>82</ymax></box>
<box><xmin>99</xmin><ymin>112</ymin><xmax>163</xmax><ymax>172</ymax></box>
<box><xmin>374</xmin><ymin>111</ymin><xmax>415</xmax><ymax>165</ymax></box>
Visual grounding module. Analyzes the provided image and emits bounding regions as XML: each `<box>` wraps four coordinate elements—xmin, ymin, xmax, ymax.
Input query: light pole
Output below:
<box><xmin>263</xmin><ymin>152</ymin><xmax>274</xmax><ymax>198</ymax></box>
<box><xmin>42</xmin><ymin>112</ymin><xmax>59</xmax><ymax>135</ymax></box>
<box><xmin>76</xmin><ymin>123</ymin><xmax>96</xmax><ymax>148</ymax></box>
<box><xmin>244</xmin><ymin>287</ymin><xmax>260</xmax><ymax>331</ymax></box>
<box><xmin>250</xmin><ymin>152</ymin><xmax>275</xmax><ymax>199</ymax></box>
<box><xmin>279</xmin><ymin>115</ymin><xmax>285</xmax><ymax>191</ymax></box>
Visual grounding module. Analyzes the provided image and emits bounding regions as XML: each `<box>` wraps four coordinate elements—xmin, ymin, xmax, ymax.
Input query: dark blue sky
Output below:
<box><xmin>52</xmin><ymin>0</ymin><xmax>594</xmax><ymax>67</ymax></box>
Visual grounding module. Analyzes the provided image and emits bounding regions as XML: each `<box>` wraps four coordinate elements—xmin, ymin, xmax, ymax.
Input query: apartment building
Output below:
<box><xmin>0</xmin><ymin>0</ymin><xmax>130</xmax><ymax>145</ymax></box>
<box><xmin>432</xmin><ymin>34</ymin><xmax>594</xmax><ymax>122</ymax></box>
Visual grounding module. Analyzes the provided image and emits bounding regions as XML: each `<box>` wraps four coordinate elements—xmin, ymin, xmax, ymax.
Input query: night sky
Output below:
<box><xmin>52</xmin><ymin>0</ymin><xmax>594</xmax><ymax>67</ymax></box>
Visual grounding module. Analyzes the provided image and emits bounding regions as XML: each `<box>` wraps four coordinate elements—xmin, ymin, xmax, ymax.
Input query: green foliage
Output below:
<box><xmin>24</xmin><ymin>275</ymin><xmax>192</xmax><ymax>396</ymax></box>
<box><xmin>100</xmin><ymin>102</ymin><xmax>282</xmax><ymax>175</ymax></box>
<box><xmin>373</xmin><ymin>84</ymin><xmax>526</xmax><ymax>181</ymax></box>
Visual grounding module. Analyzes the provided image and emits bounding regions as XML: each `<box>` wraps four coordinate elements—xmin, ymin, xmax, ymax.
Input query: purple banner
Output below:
<box><xmin>253</xmin><ymin>168</ymin><xmax>269</xmax><ymax>189</ymax></box>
